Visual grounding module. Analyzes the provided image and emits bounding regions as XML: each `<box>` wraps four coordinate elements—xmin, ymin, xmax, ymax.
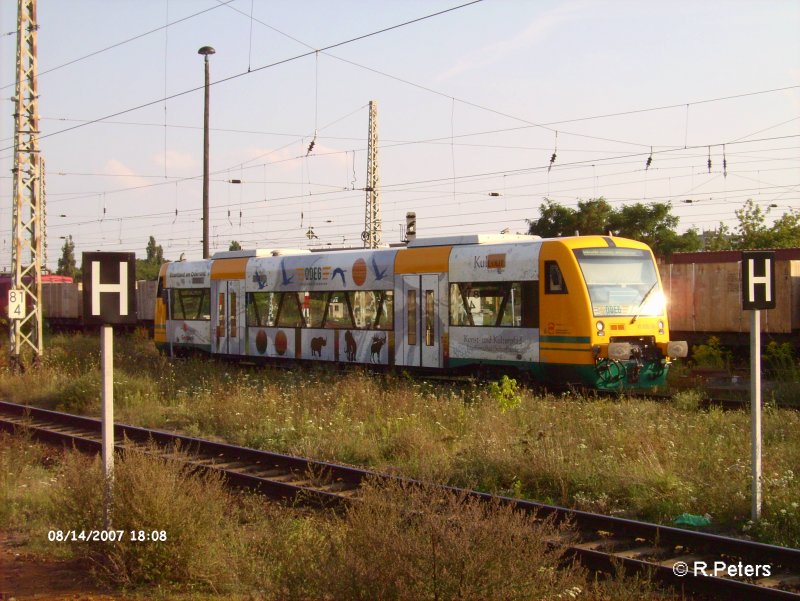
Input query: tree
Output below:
<box><xmin>56</xmin><ymin>235</ymin><xmax>77</xmax><ymax>278</ymax></box>
<box><xmin>733</xmin><ymin>199</ymin><xmax>800</xmax><ymax>249</ymax></box>
<box><xmin>145</xmin><ymin>235</ymin><xmax>164</xmax><ymax>263</ymax></box>
<box><xmin>136</xmin><ymin>236</ymin><xmax>167</xmax><ymax>281</ymax></box>
<box><xmin>769</xmin><ymin>209</ymin><xmax>800</xmax><ymax>247</ymax></box>
<box><xmin>229</xmin><ymin>240</ymin><xmax>242</xmax><ymax>251</ymax></box>
<box><xmin>574</xmin><ymin>198</ymin><xmax>613</xmax><ymax>235</ymax></box>
<box><xmin>528</xmin><ymin>198</ymin><xmax>701</xmax><ymax>257</ymax></box>
<box><xmin>703</xmin><ymin>223</ymin><xmax>734</xmax><ymax>251</ymax></box>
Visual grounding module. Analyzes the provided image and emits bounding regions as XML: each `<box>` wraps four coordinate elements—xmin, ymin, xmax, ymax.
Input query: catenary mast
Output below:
<box><xmin>362</xmin><ymin>100</ymin><xmax>381</xmax><ymax>248</ymax></box>
<box><xmin>10</xmin><ymin>0</ymin><xmax>44</xmax><ymax>365</ymax></box>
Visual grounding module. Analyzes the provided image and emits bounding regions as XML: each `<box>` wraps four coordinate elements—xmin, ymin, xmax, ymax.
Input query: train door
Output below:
<box><xmin>398</xmin><ymin>274</ymin><xmax>440</xmax><ymax>368</ymax></box>
<box><xmin>214</xmin><ymin>280</ymin><xmax>245</xmax><ymax>355</ymax></box>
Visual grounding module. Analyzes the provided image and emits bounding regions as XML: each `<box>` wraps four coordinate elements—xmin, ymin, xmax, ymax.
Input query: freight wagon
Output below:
<box><xmin>661</xmin><ymin>249</ymin><xmax>800</xmax><ymax>349</ymax></box>
<box><xmin>0</xmin><ymin>278</ymin><xmax>158</xmax><ymax>330</ymax></box>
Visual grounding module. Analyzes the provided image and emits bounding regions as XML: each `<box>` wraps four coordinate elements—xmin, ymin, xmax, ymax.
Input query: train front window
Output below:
<box><xmin>573</xmin><ymin>248</ymin><xmax>664</xmax><ymax>317</ymax></box>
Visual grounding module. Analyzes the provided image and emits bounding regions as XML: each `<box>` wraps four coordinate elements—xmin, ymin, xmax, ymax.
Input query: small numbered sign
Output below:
<box><xmin>8</xmin><ymin>289</ymin><xmax>26</xmax><ymax>320</ymax></box>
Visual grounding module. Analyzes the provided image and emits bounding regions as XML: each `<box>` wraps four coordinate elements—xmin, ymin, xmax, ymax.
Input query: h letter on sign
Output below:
<box><xmin>92</xmin><ymin>261</ymin><xmax>128</xmax><ymax>316</ymax></box>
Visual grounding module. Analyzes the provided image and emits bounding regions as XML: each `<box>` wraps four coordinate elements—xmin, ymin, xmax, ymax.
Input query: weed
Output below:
<box><xmin>487</xmin><ymin>374</ymin><xmax>522</xmax><ymax>412</ymax></box>
<box><xmin>1</xmin><ymin>332</ymin><xmax>799</xmax><ymax>549</ymax></box>
<box><xmin>47</xmin><ymin>443</ymin><xmax>238</xmax><ymax>589</ymax></box>
<box><xmin>691</xmin><ymin>335</ymin><xmax>731</xmax><ymax>369</ymax></box>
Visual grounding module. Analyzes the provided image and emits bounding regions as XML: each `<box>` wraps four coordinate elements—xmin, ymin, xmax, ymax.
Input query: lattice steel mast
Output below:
<box><xmin>10</xmin><ymin>0</ymin><xmax>44</xmax><ymax>364</ymax></box>
<box><xmin>362</xmin><ymin>100</ymin><xmax>381</xmax><ymax>248</ymax></box>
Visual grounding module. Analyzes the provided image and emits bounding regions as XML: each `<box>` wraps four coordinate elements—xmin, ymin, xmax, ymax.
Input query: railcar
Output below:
<box><xmin>662</xmin><ymin>248</ymin><xmax>800</xmax><ymax>350</ymax></box>
<box><xmin>153</xmin><ymin>234</ymin><xmax>688</xmax><ymax>390</ymax></box>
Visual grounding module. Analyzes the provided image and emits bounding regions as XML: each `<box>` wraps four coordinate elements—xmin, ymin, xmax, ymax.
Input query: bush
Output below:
<box><xmin>48</xmin><ymin>443</ymin><xmax>237</xmax><ymax>590</ymax></box>
<box><xmin>691</xmin><ymin>336</ymin><xmax>731</xmax><ymax>369</ymax></box>
<box><xmin>324</xmin><ymin>479</ymin><xmax>576</xmax><ymax>600</ymax></box>
<box><xmin>488</xmin><ymin>375</ymin><xmax>522</xmax><ymax>413</ymax></box>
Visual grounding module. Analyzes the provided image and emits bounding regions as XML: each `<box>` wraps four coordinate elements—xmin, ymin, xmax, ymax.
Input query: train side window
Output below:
<box><xmin>324</xmin><ymin>292</ymin><xmax>355</xmax><ymax>328</ymax></box>
<box><xmin>307</xmin><ymin>292</ymin><xmax>328</xmax><ymax>327</ymax></box>
<box><xmin>229</xmin><ymin>292</ymin><xmax>237</xmax><ymax>336</ymax></box>
<box><xmin>545</xmin><ymin>261</ymin><xmax>568</xmax><ymax>294</ymax></box>
<box><xmin>349</xmin><ymin>290</ymin><xmax>394</xmax><ymax>330</ymax></box>
<box><xmin>450</xmin><ymin>281</ymin><xmax>536</xmax><ymax>328</ymax></box>
<box><xmin>276</xmin><ymin>292</ymin><xmax>306</xmax><ymax>327</ymax></box>
<box><xmin>522</xmin><ymin>281</ymin><xmax>539</xmax><ymax>328</ymax></box>
<box><xmin>425</xmin><ymin>290</ymin><xmax>434</xmax><ymax>345</ymax></box>
<box><xmin>407</xmin><ymin>290</ymin><xmax>417</xmax><ymax>345</ymax></box>
<box><xmin>170</xmin><ymin>288</ymin><xmax>210</xmax><ymax>320</ymax></box>
<box><xmin>374</xmin><ymin>290</ymin><xmax>394</xmax><ymax>330</ymax></box>
<box><xmin>449</xmin><ymin>283</ymin><xmax>475</xmax><ymax>326</ymax></box>
<box><xmin>246</xmin><ymin>292</ymin><xmax>277</xmax><ymax>326</ymax></box>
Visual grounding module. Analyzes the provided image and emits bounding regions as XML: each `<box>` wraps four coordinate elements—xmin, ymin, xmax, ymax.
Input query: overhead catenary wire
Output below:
<box><xmin>0</xmin><ymin>0</ymin><xmax>485</xmax><ymax>154</ymax></box>
<box><xmin>0</xmin><ymin>1</ymin><xmax>236</xmax><ymax>92</ymax></box>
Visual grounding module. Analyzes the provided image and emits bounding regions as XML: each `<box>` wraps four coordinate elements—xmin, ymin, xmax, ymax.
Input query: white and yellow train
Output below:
<box><xmin>154</xmin><ymin>234</ymin><xmax>688</xmax><ymax>390</ymax></box>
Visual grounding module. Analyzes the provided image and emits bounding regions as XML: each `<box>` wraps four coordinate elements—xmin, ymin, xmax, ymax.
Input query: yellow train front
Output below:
<box><xmin>154</xmin><ymin>234</ymin><xmax>687</xmax><ymax>390</ymax></box>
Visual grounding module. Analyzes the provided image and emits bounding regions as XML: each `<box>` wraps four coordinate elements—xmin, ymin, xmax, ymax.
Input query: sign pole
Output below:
<box><xmin>741</xmin><ymin>250</ymin><xmax>773</xmax><ymax>523</ymax></box>
<box><xmin>101</xmin><ymin>324</ymin><xmax>114</xmax><ymax>529</ymax></box>
<box><xmin>750</xmin><ymin>309</ymin><xmax>762</xmax><ymax>522</ymax></box>
<box><xmin>81</xmin><ymin>252</ymin><xmax>136</xmax><ymax>530</ymax></box>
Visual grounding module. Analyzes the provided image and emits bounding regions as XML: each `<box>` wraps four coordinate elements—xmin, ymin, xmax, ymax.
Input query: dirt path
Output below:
<box><xmin>0</xmin><ymin>531</ymin><xmax>121</xmax><ymax>601</ymax></box>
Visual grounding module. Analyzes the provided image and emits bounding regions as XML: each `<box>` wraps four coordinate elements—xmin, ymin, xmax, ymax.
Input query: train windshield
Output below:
<box><xmin>573</xmin><ymin>247</ymin><xmax>664</xmax><ymax>317</ymax></box>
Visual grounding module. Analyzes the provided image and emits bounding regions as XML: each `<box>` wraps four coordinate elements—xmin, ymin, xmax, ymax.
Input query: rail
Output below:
<box><xmin>1</xmin><ymin>400</ymin><xmax>798</xmax><ymax>600</ymax></box>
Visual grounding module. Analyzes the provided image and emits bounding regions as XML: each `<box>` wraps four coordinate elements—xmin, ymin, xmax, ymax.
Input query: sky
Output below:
<box><xmin>1</xmin><ymin>0</ymin><xmax>798</xmax><ymax>270</ymax></box>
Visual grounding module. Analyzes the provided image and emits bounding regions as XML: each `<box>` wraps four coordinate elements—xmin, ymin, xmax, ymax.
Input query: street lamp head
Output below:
<box><xmin>198</xmin><ymin>45</ymin><xmax>216</xmax><ymax>57</ymax></box>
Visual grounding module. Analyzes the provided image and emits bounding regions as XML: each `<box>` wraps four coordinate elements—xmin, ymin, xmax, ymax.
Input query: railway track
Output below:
<box><xmin>1</xmin><ymin>400</ymin><xmax>799</xmax><ymax>600</ymax></box>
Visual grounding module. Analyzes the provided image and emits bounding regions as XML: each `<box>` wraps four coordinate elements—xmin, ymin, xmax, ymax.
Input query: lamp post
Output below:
<box><xmin>198</xmin><ymin>45</ymin><xmax>215</xmax><ymax>259</ymax></box>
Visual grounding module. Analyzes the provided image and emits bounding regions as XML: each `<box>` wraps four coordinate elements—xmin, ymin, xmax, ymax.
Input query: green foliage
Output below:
<box><xmin>56</xmin><ymin>235</ymin><xmax>78</xmax><ymax>278</ymax></box>
<box><xmin>136</xmin><ymin>235</ymin><xmax>167</xmax><ymax>281</ymax></box>
<box><xmin>488</xmin><ymin>375</ymin><xmax>522</xmax><ymax>412</ymax></box>
<box><xmin>2</xmin><ymin>332</ymin><xmax>800</xmax><ymax>550</ymax></box>
<box><xmin>706</xmin><ymin>200</ymin><xmax>800</xmax><ymax>250</ymax></box>
<box><xmin>764</xmin><ymin>341</ymin><xmax>796</xmax><ymax>374</ymax></box>
<box><xmin>229</xmin><ymin>240</ymin><xmax>242</xmax><ymax>251</ymax></box>
<box><xmin>526</xmin><ymin>198</ymin><xmax>702</xmax><ymax>257</ymax></box>
<box><xmin>763</xmin><ymin>342</ymin><xmax>800</xmax><ymax>405</ymax></box>
<box><xmin>3</xmin><ymin>434</ymin><xmax>675</xmax><ymax>599</ymax></box>
<box><xmin>330</xmin><ymin>480</ymin><xmax>583</xmax><ymax>601</ymax></box>
<box><xmin>703</xmin><ymin>222</ymin><xmax>734</xmax><ymax>250</ymax></box>
<box><xmin>691</xmin><ymin>336</ymin><xmax>731</xmax><ymax>369</ymax></box>
<box><xmin>0</xmin><ymin>432</ymin><xmax>57</xmax><ymax>532</ymax></box>
<box><xmin>50</xmin><ymin>445</ymin><xmax>237</xmax><ymax>589</ymax></box>
<box><xmin>145</xmin><ymin>235</ymin><xmax>164</xmax><ymax>263</ymax></box>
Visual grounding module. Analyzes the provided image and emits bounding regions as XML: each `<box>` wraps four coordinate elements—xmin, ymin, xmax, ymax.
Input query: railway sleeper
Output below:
<box><xmin>755</xmin><ymin>573</ymin><xmax>800</xmax><ymax>590</ymax></box>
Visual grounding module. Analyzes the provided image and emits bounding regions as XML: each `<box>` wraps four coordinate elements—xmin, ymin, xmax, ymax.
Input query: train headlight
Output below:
<box><xmin>596</xmin><ymin>321</ymin><xmax>605</xmax><ymax>336</ymax></box>
<box><xmin>658</xmin><ymin>320</ymin><xmax>665</xmax><ymax>335</ymax></box>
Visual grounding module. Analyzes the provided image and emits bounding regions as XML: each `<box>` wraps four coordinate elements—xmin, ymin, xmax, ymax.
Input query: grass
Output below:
<box><xmin>1</xmin><ymin>331</ymin><xmax>799</xmax><ymax>550</ymax></box>
<box><xmin>0</xmin><ymin>433</ymin><xmax>676</xmax><ymax>599</ymax></box>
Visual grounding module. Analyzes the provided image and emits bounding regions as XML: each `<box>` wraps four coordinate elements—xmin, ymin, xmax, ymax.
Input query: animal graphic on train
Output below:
<box><xmin>370</xmin><ymin>335</ymin><xmax>386</xmax><ymax>363</ymax></box>
<box><xmin>310</xmin><ymin>336</ymin><xmax>327</xmax><ymax>357</ymax></box>
<box><xmin>344</xmin><ymin>330</ymin><xmax>357</xmax><ymax>362</ymax></box>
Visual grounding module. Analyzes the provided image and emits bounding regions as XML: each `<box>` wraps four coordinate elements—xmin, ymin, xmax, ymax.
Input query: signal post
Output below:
<box><xmin>741</xmin><ymin>251</ymin><xmax>775</xmax><ymax>522</ymax></box>
<box><xmin>82</xmin><ymin>253</ymin><xmax>137</xmax><ymax>529</ymax></box>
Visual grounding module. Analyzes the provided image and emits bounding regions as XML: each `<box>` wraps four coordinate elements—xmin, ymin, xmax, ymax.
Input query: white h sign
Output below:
<box><xmin>92</xmin><ymin>261</ymin><xmax>129</xmax><ymax>316</ymax></box>
<box><xmin>82</xmin><ymin>252</ymin><xmax>136</xmax><ymax>326</ymax></box>
<box><xmin>747</xmin><ymin>258</ymin><xmax>771</xmax><ymax>304</ymax></box>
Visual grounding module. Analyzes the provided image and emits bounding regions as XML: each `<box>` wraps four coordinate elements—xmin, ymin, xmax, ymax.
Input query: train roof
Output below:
<box><xmin>211</xmin><ymin>248</ymin><xmax>310</xmax><ymax>259</ymax></box>
<box><xmin>407</xmin><ymin>234</ymin><xmax>540</xmax><ymax>247</ymax></box>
